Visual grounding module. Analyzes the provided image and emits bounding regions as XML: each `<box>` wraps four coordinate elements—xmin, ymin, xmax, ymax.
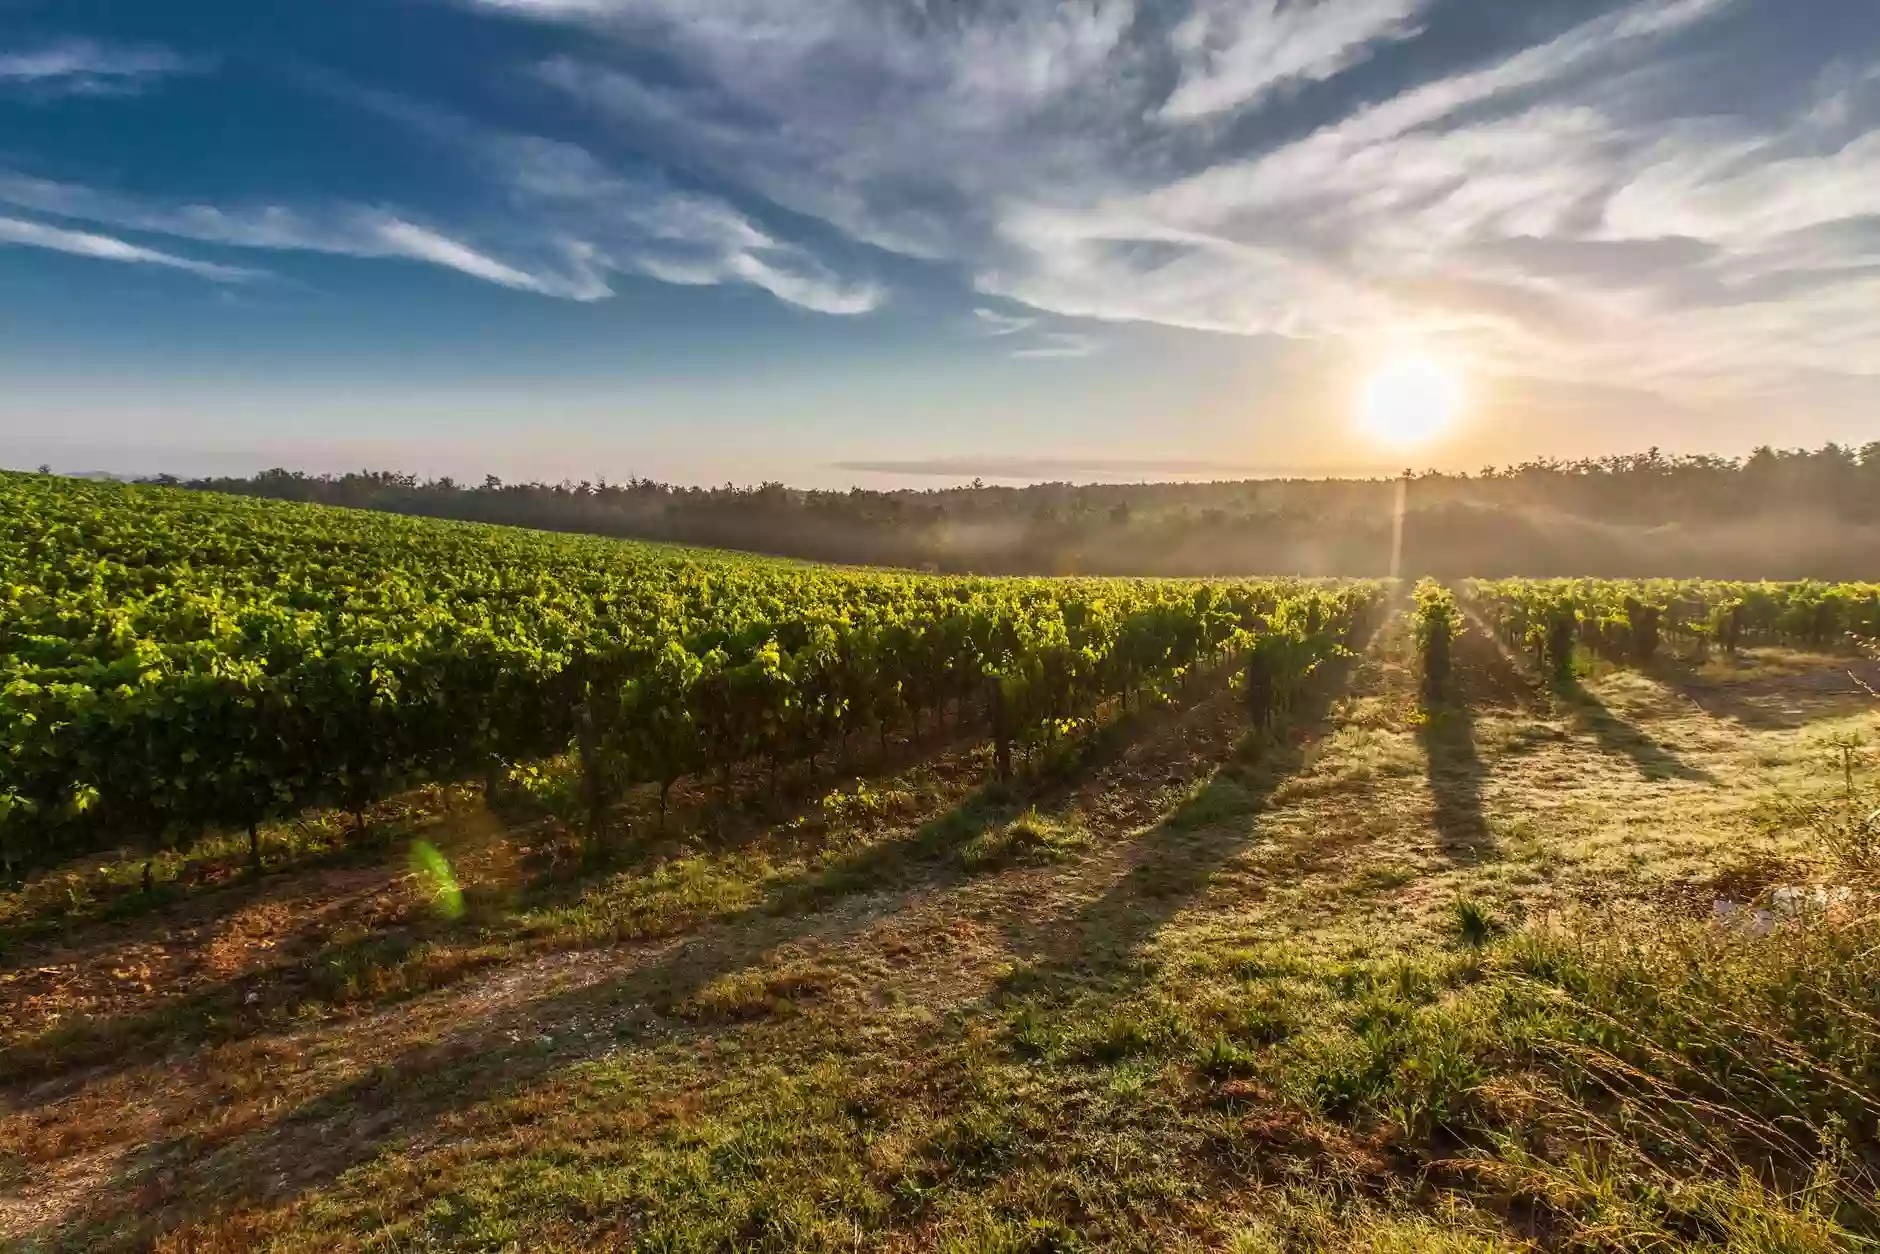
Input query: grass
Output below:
<box><xmin>1447</xmin><ymin>895</ymin><xmax>1501</xmax><ymax>947</ymax></box>
<box><xmin>957</xmin><ymin>808</ymin><xmax>1090</xmax><ymax>873</ymax></box>
<box><xmin>3</xmin><ymin>619</ymin><xmax>1879</xmax><ymax>1250</ymax></box>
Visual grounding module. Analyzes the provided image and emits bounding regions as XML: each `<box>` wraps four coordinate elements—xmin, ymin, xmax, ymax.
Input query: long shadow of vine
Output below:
<box><xmin>991</xmin><ymin>634</ymin><xmax>1376</xmax><ymax>994</ymax></box>
<box><xmin>5</xmin><ymin>676</ymin><xmax>1247</xmax><ymax>1103</ymax></box>
<box><xmin>1418</xmin><ymin>700</ymin><xmax>1493</xmax><ymax>864</ymax></box>
<box><xmin>1560</xmin><ymin>678</ymin><xmax>1716</xmax><ymax>783</ymax></box>
<box><xmin>23</xmin><ymin>682</ymin><xmax>1256</xmax><ymax>1249</ymax></box>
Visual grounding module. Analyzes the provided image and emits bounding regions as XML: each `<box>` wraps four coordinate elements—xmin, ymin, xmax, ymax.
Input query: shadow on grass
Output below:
<box><xmin>0</xmin><ymin>805</ymin><xmax>438</xmax><ymax>960</ymax></box>
<box><xmin>0</xmin><ymin>921</ymin><xmax>510</xmax><ymax>1090</ymax></box>
<box><xmin>10</xmin><ymin>684</ymin><xmax>1253</xmax><ymax>1248</ymax></box>
<box><xmin>1</xmin><ymin>717</ymin><xmax>1034</xmax><ymax>1092</ymax></box>
<box><xmin>1641</xmin><ymin>655</ymin><xmax>1880</xmax><ymax>732</ymax></box>
<box><xmin>1451</xmin><ymin>614</ymin><xmax>1549</xmax><ymax>714</ymax></box>
<box><xmin>1418</xmin><ymin>702</ymin><xmax>1494</xmax><ymax>863</ymax></box>
<box><xmin>0</xmin><ymin>775</ymin><xmax>1007</xmax><ymax>1094</ymax></box>
<box><xmin>994</xmin><ymin>637</ymin><xmax>1377</xmax><ymax>992</ymax></box>
<box><xmin>1560</xmin><ymin>679</ymin><xmax>1717</xmax><ymax>783</ymax></box>
<box><xmin>17</xmin><ymin>848</ymin><xmax>972</xmax><ymax>1247</ymax></box>
<box><xmin>0</xmin><ymin>713</ymin><xmax>1002</xmax><ymax>1037</ymax></box>
<box><xmin>771</xmin><ymin>665</ymin><xmax>1253</xmax><ymax>914</ymax></box>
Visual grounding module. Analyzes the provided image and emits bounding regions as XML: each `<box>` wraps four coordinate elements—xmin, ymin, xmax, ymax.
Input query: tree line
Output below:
<box><xmin>146</xmin><ymin>443</ymin><xmax>1880</xmax><ymax>578</ymax></box>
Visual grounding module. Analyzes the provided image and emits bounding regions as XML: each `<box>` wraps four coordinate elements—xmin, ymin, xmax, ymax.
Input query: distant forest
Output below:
<box><xmin>157</xmin><ymin>445</ymin><xmax>1880</xmax><ymax>578</ymax></box>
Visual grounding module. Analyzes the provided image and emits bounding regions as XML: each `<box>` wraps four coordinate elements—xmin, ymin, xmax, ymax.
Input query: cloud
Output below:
<box><xmin>218</xmin><ymin>92</ymin><xmax>882</xmax><ymax>313</ymax></box>
<box><xmin>481</xmin><ymin>0</ymin><xmax>1880</xmax><ymax>394</ymax></box>
<box><xmin>962</xmin><ymin>0</ymin><xmax>1880</xmax><ymax>391</ymax></box>
<box><xmin>367</xmin><ymin>217</ymin><xmax>610</xmax><ymax>299</ymax></box>
<box><xmin>1011</xmin><ymin>331</ymin><xmax>1099</xmax><ymax>359</ymax></box>
<box><xmin>522</xmin><ymin>2</ymin><xmax>1143</xmax><ymax>262</ymax></box>
<box><xmin>0</xmin><ymin>40</ymin><xmax>196</xmax><ymax>97</ymax></box>
<box><xmin>0</xmin><ymin>172</ymin><xmax>610</xmax><ymax>298</ymax></box>
<box><xmin>0</xmin><ymin>150</ymin><xmax>878</xmax><ymax>312</ymax></box>
<box><xmin>719</xmin><ymin>251</ymin><xmax>880</xmax><ymax>314</ymax></box>
<box><xmin>0</xmin><ymin>215</ymin><xmax>255</xmax><ymax>280</ymax></box>
<box><xmin>1161</xmin><ymin>0</ymin><xmax>1429</xmax><ymax>122</ymax></box>
<box><xmin>500</xmin><ymin>0</ymin><xmax>1827</xmax><ymax>390</ymax></box>
<box><xmin>973</xmin><ymin>307</ymin><xmax>1037</xmax><ymax>335</ymax></box>
<box><xmin>16</xmin><ymin>0</ymin><xmax>1863</xmax><ymax>397</ymax></box>
<box><xmin>0</xmin><ymin>69</ymin><xmax>877</xmax><ymax>313</ymax></box>
<box><xmin>487</xmin><ymin>135</ymin><xmax>880</xmax><ymax>313</ymax></box>
<box><xmin>1604</xmin><ymin>128</ymin><xmax>1880</xmax><ymax>247</ymax></box>
<box><xmin>972</xmin><ymin>306</ymin><xmax>1099</xmax><ymax>358</ymax></box>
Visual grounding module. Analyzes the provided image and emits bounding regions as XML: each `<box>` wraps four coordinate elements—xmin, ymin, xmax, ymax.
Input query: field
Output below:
<box><xmin>3</xmin><ymin>472</ymin><xmax>1879</xmax><ymax>1251</ymax></box>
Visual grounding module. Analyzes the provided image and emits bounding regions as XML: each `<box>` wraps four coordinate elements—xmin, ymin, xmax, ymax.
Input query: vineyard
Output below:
<box><xmin>6</xmin><ymin>470</ymin><xmax>1880</xmax><ymax>1252</ymax></box>
<box><xmin>0</xmin><ymin>471</ymin><xmax>1378</xmax><ymax>879</ymax></box>
<box><xmin>1461</xmin><ymin>576</ymin><xmax>1880</xmax><ymax>680</ymax></box>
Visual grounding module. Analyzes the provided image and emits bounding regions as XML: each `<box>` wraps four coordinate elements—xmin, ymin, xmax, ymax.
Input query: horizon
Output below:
<box><xmin>2</xmin><ymin>0</ymin><xmax>1877</xmax><ymax>484</ymax></box>
<box><xmin>14</xmin><ymin>437</ymin><xmax>1874</xmax><ymax>495</ymax></box>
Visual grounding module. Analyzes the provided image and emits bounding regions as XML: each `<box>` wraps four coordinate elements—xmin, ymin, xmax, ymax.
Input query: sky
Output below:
<box><xmin>0</xmin><ymin>0</ymin><xmax>1876</xmax><ymax>487</ymax></box>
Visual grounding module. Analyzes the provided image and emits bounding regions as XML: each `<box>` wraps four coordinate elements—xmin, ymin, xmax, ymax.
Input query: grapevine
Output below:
<box><xmin>0</xmin><ymin>472</ymin><xmax>1384</xmax><ymax>875</ymax></box>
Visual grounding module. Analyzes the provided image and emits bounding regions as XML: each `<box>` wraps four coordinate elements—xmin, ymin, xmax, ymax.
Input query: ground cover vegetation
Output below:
<box><xmin>3</xmin><ymin>471</ymin><xmax>1878</xmax><ymax>1251</ymax></box>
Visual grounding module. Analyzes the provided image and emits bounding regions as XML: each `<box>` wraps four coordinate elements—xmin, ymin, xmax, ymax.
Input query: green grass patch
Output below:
<box><xmin>958</xmin><ymin>809</ymin><xmax>1090</xmax><ymax>873</ymax></box>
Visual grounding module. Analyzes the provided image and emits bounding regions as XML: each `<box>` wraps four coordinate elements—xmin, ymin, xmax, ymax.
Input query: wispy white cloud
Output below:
<box><xmin>1605</xmin><ymin>129</ymin><xmax>1880</xmax><ymax>247</ymax></box>
<box><xmin>369</xmin><ymin>216</ymin><xmax>611</xmax><ymax>299</ymax></box>
<box><xmin>0</xmin><ymin>158</ymin><xmax>879</xmax><ymax>312</ymax></box>
<box><xmin>0</xmin><ymin>215</ymin><xmax>254</xmax><ymax>280</ymax></box>
<box><xmin>22</xmin><ymin>0</ymin><xmax>1863</xmax><ymax>398</ymax></box>
<box><xmin>1011</xmin><ymin>331</ymin><xmax>1099</xmax><ymax>359</ymax></box>
<box><xmin>523</xmin><ymin>1</ymin><xmax>1143</xmax><ymax>262</ymax></box>
<box><xmin>1139</xmin><ymin>0</ymin><xmax>1734</xmax><ymax>233</ymax></box>
<box><xmin>973</xmin><ymin>307</ymin><xmax>1037</xmax><ymax>336</ymax></box>
<box><xmin>487</xmin><ymin>135</ymin><xmax>880</xmax><ymax>313</ymax></box>
<box><xmin>0</xmin><ymin>67</ymin><xmax>878</xmax><ymax>313</ymax></box>
<box><xmin>1161</xmin><ymin>0</ymin><xmax>1429</xmax><ymax>122</ymax></box>
<box><xmin>0</xmin><ymin>172</ymin><xmax>609</xmax><ymax>298</ymax></box>
<box><xmin>971</xmin><ymin>305</ymin><xmax>1098</xmax><ymax>358</ymax></box>
<box><xmin>0</xmin><ymin>40</ymin><xmax>196</xmax><ymax>96</ymax></box>
<box><xmin>956</xmin><ymin>0</ymin><xmax>1880</xmax><ymax>392</ymax></box>
<box><xmin>495</xmin><ymin>0</ymin><xmax>1769</xmax><ymax>384</ymax></box>
<box><xmin>721</xmin><ymin>251</ymin><xmax>881</xmax><ymax>314</ymax></box>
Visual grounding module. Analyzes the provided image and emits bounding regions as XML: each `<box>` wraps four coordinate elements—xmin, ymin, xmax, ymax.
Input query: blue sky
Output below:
<box><xmin>0</xmin><ymin>0</ymin><xmax>1876</xmax><ymax>486</ymax></box>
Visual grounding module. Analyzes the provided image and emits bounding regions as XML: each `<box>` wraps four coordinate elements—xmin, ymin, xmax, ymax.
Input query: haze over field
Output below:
<box><xmin>173</xmin><ymin>446</ymin><xmax>1880</xmax><ymax>579</ymax></box>
<box><xmin>2</xmin><ymin>0</ymin><xmax>1878</xmax><ymax>485</ymax></box>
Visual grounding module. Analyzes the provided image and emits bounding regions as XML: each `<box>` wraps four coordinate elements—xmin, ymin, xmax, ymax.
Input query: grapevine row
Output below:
<box><xmin>1462</xmin><ymin>578</ymin><xmax>1880</xmax><ymax>678</ymax></box>
<box><xmin>0</xmin><ymin>473</ymin><xmax>1380</xmax><ymax>875</ymax></box>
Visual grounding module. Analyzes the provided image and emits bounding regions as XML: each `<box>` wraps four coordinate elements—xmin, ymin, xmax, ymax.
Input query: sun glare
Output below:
<box><xmin>1359</xmin><ymin>354</ymin><xmax>1463</xmax><ymax>448</ymax></box>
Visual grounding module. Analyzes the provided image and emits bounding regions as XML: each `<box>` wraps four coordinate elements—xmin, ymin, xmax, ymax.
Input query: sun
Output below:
<box><xmin>1359</xmin><ymin>354</ymin><xmax>1464</xmax><ymax>447</ymax></box>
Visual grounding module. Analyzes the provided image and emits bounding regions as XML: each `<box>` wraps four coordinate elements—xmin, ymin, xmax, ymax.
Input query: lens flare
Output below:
<box><xmin>410</xmin><ymin>839</ymin><xmax>464</xmax><ymax>919</ymax></box>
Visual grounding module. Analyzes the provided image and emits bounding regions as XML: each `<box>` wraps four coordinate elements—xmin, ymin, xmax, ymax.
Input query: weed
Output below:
<box><xmin>1165</xmin><ymin>776</ymin><xmax>1255</xmax><ymax>830</ymax></box>
<box><xmin>1794</xmin><ymin>734</ymin><xmax>1880</xmax><ymax>874</ymax></box>
<box><xmin>820</xmin><ymin>781</ymin><xmax>918</xmax><ymax>826</ymax></box>
<box><xmin>1448</xmin><ymin>896</ymin><xmax>1502</xmax><ymax>948</ymax></box>
<box><xmin>1198</xmin><ymin>1033</ymin><xmax>1261</xmax><ymax>1079</ymax></box>
<box><xmin>1007</xmin><ymin>1004</ymin><xmax>1063</xmax><ymax>1059</ymax></box>
<box><xmin>958</xmin><ymin>809</ymin><xmax>1089</xmax><ymax>873</ymax></box>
